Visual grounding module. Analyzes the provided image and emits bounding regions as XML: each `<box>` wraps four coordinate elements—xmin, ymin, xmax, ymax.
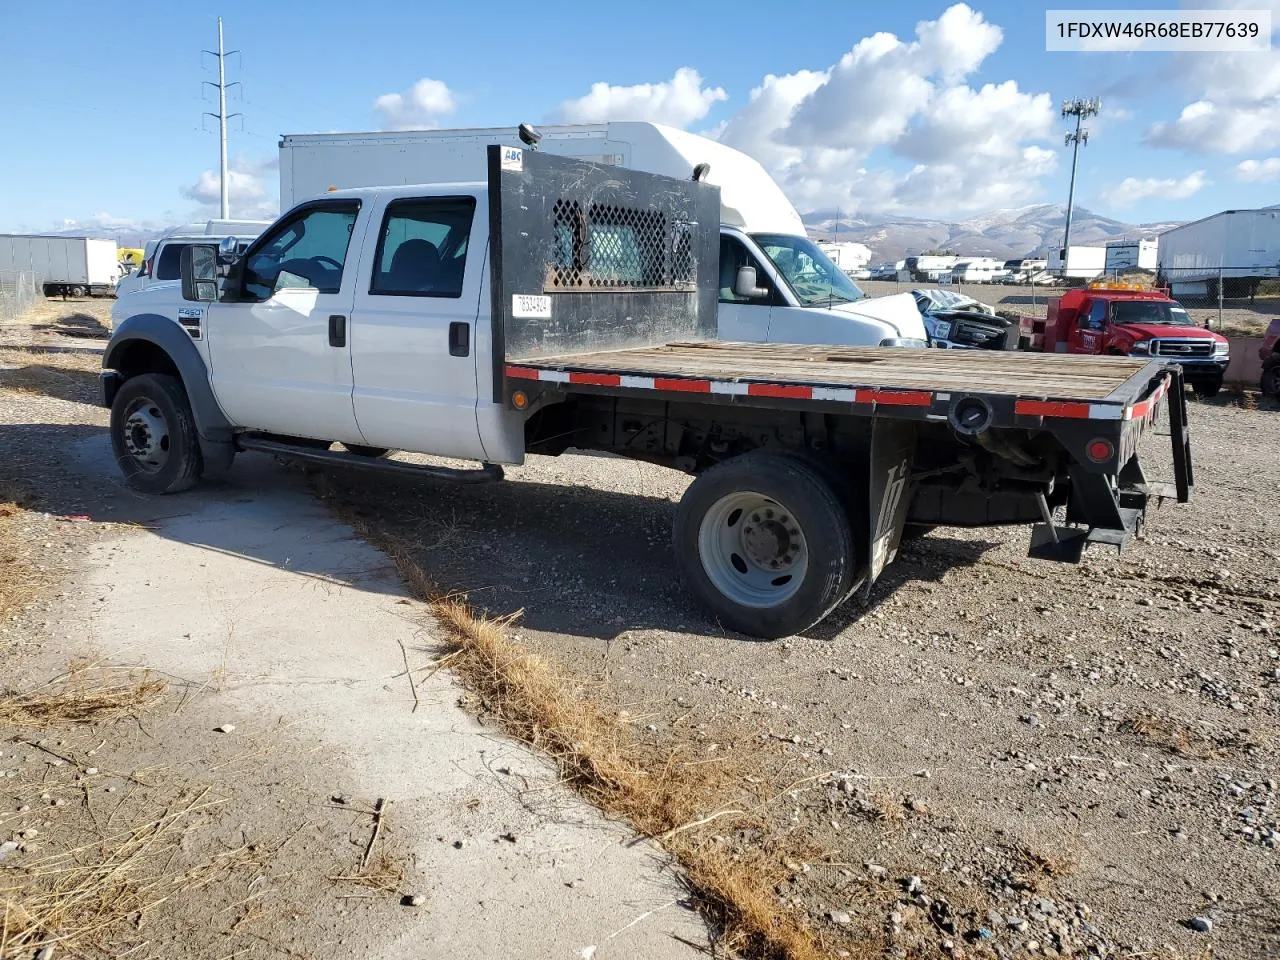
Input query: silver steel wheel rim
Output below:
<box><xmin>122</xmin><ymin>399</ymin><xmax>170</xmax><ymax>473</ymax></box>
<box><xmin>697</xmin><ymin>491</ymin><xmax>809</xmax><ymax>608</ymax></box>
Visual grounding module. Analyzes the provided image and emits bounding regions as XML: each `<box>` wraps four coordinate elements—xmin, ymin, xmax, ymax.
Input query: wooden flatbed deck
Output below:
<box><xmin>513</xmin><ymin>341</ymin><xmax>1156</xmax><ymax>402</ymax></box>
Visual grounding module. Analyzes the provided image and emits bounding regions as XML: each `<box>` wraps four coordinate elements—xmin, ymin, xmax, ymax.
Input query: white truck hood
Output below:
<box><xmin>824</xmin><ymin>293</ymin><xmax>928</xmax><ymax>340</ymax></box>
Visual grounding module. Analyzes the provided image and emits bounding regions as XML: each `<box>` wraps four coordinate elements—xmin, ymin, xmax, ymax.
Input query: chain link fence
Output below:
<box><xmin>0</xmin><ymin>270</ymin><xmax>37</xmax><ymax>322</ymax></box>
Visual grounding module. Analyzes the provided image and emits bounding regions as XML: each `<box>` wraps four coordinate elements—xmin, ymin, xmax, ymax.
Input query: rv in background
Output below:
<box><xmin>903</xmin><ymin>255</ymin><xmax>958</xmax><ymax>282</ymax></box>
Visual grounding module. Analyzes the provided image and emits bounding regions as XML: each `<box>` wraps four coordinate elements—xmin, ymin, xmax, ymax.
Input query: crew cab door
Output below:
<box><xmin>716</xmin><ymin>233</ymin><xmax>773</xmax><ymax>342</ymax></box>
<box><xmin>347</xmin><ymin>193</ymin><xmax>485</xmax><ymax>459</ymax></box>
<box><xmin>205</xmin><ymin>199</ymin><xmax>367</xmax><ymax>443</ymax></box>
<box><xmin>1068</xmin><ymin>297</ymin><xmax>1107</xmax><ymax>354</ymax></box>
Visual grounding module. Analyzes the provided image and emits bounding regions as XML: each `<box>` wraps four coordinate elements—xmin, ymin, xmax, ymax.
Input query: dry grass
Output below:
<box><xmin>0</xmin><ymin>789</ymin><xmax>224</xmax><ymax>958</ymax></box>
<box><xmin>0</xmin><ymin>661</ymin><xmax>166</xmax><ymax>728</ymax></box>
<box><xmin>331</xmin><ymin>499</ymin><xmax>833</xmax><ymax>960</ymax></box>
<box><xmin>1012</xmin><ymin>844</ymin><xmax>1078</xmax><ymax>893</ymax></box>
<box><xmin>1121</xmin><ymin>712</ymin><xmax>1196</xmax><ymax>755</ymax></box>
<box><xmin>0</xmin><ymin>348</ymin><xmax>102</xmax><ymax>404</ymax></box>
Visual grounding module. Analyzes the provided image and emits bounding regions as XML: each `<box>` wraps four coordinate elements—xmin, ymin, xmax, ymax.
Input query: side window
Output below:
<box><xmin>155</xmin><ymin>243</ymin><xmax>187</xmax><ymax>281</ymax></box>
<box><xmin>371</xmin><ymin>197</ymin><xmax>476</xmax><ymax>298</ymax></box>
<box><xmin>718</xmin><ymin>235</ymin><xmax>770</xmax><ymax>305</ymax></box>
<box><xmin>241</xmin><ymin>203</ymin><xmax>360</xmax><ymax>301</ymax></box>
<box><xmin>1083</xmin><ymin>299</ymin><xmax>1107</xmax><ymax>329</ymax></box>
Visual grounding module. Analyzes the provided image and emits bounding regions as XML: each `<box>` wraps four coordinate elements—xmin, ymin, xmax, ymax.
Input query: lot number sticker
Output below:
<box><xmin>512</xmin><ymin>294</ymin><xmax>551</xmax><ymax>319</ymax></box>
<box><xmin>500</xmin><ymin>147</ymin><xmax>523</xmax><ymax>172</ymax></box>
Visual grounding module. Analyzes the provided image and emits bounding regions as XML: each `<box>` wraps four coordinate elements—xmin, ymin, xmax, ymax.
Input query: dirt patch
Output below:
<box><xmin>314</xmin><ymin>394</ymin><xmax>1280</xmax><ymax>959</ymax></box>
<box><xmin>330</xmin><ymin>503</ymin><xmax>828</xmax><ymax>959</ymax></box>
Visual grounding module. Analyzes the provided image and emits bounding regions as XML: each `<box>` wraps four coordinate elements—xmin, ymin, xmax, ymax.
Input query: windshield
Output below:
<box><xmin>751</xmin><ymin>234</ymin><xmax>865</xmax><ymax>306</ymax></box>
<box><xmin>1111</xmin><ymin>299</ymin><xmax>1195</xmax><ymax>327</ymax></box>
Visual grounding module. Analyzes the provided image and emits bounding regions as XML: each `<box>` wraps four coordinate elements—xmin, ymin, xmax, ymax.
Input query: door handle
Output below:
<box><xmin>328</xmin><ymin>314</ymin><xmax>346</xmax><ymax>348</ymax></box>
<box><xmin>448</xmin><ymin>321</ymin><xmax>470</xmax><ymax>357</ymax></box>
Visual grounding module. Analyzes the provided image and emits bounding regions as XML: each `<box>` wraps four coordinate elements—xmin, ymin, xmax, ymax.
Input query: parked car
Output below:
<box><xmin>911</xmin><ymin>289</ymin><xmax>1020</xmax><ymax>350</ymax></box>
<box><xmin>114</xmin><ymin>222</ymin><xmax>270</xmax><ymax>301</ymax></box>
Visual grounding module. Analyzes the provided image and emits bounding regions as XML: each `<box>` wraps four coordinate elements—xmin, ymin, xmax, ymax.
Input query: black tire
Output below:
<box><xmin>674</xmin><ymin>452</ymin><xmax>857</xmax><ymax>639</ymax></box>
<box><xmin>343</xmin><ymin>443</ymin><xmax>389</xmax><ymax>458</ymax></box>
<box><xmin>1260</xmin><ymin>360</ymin><xmax>1280</xmax><ymax>400</ymax></box>
<box><xmin>1192</xmin><ymin>381</ymin><xmax>1222</xmax><ymax>399</ymax></box>
<box><xmin>69</xmin><ymin>285</ymin><xmax>86</xmax><ymax>298</ymax></box>
<box><xmin>110</xmin><ymin>373</ymin><xmax>203</xmax><ymax>494</ymax></box>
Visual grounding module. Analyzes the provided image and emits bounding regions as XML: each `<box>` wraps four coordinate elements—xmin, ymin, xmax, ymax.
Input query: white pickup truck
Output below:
<box><xmin>102</xmin><ymin>147</ymin><xmax>1192</xmax><ymax>638</ymax></box>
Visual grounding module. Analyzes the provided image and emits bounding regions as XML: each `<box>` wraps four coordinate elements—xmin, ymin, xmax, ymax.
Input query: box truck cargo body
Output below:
<box><xmin>1104</xmin><ymin>239</ymin><xmax>1158</xmax><ymax>273</ymax></box>
<box><xmin>276</xmin><ymin>122</ymin><xmax>929</xmax><ymax>349</ymax></box>
<box><xmin>0</xmin><ymin>235</ymin><xmax>119</xmax><ymax>296</ymax></box>
<box><xmin>1048</xmin><ymin>245</ymin><xmax>1105</xmax><ymax>280</ymax></box>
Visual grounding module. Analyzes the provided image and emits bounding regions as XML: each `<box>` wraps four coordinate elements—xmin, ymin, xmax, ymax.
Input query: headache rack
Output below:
<box><xmin>486</xmin><ymin>144</ymin><xmax>719</xmax><ymax>403</ymax></box>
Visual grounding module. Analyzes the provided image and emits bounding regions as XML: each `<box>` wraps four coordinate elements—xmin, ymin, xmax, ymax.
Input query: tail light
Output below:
<box><xmin>1086</xmin><ymin>438</ymin><xmax>1114</xmax><ymax>463</ymax></box>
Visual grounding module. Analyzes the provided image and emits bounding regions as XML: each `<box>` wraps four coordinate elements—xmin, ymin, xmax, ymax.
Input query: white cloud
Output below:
<box><xmin>714</xmin><ymin>4</ymin><xmax>1055</xmax><ymax>218</ymax></box>
<box><xmin>1101</xmin><ymin>170</ymin><xmax>1208</xmax><ymax>207</ymax></box>
<box><xmin>1237</xmin><ymin>157</ymin><xmax>1280</xmax><ymax>181</ymax></box>
<box><xmin>373</xmin><ymin>78</ymin><xmax>457</xmax><ymax>130</ymax></box>
<box><xmin>1144</xmin><ymin>0</ymin><xmax>1280</xmax><ymax>154</ymax></box>
<box><xmin>1145</xmin><ymin>99</ymin><xmax>1280</xmax><ymax>153</ymax></box>
<box><xmin>181</xmin><ymin>156</ymin><xmax>279</xmax><ymax>219</ymax></box>
<box><xmin>555</xmin><ymin>67</ymin><xmax>726</xmax><ymax>127</ymax></box>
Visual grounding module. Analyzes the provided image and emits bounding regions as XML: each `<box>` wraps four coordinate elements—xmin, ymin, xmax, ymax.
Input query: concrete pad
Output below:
<box><xmin>70</xmin><ymin>438</ymin><xmax>706</xmax><ymax>960</ymax></box>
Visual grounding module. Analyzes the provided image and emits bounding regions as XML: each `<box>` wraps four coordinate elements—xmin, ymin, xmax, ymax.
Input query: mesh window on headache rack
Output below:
<box><xmin>549</xmin><ymin>200</ymin><xmax>695</xmax><ymax>290</ymax></box>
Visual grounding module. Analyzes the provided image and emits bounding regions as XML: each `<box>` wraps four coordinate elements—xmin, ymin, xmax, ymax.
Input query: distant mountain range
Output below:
<box><xmin>17</xmin><ymin>202</ymin><xmax>1183</xmax><ymax>264</ymax></box>
<box><xmin>804</xmin><ymin>203</ymin><xmax>1183</xmax><ymax>262</ymax></box>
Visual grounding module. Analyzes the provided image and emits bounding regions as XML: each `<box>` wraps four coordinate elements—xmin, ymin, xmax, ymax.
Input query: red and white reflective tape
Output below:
<box><xmin>1014</xmin><ymin>375</ymin><xmax>1170</xmax><ymax>422</ymax></box>
<box><xmin>508</xmin><ymin>365</ymin><xmax>1171</xmax><ymax>423</ymax></box>
<box><xmin>506</xmin><ymin>365</ymin><xmax>934</xmax><ymax>407</ymax></box>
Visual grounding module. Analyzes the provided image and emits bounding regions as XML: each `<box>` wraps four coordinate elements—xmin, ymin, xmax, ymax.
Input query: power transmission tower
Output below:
<box><xmin>203</xmin><ymin>18</ymin><xmax>241</xmax><ymax>219</ymax></box>
<box><xmin>1060</xmin><ymin>97</ymin><xmax>1100</xmax><ymax>273</ymax></box>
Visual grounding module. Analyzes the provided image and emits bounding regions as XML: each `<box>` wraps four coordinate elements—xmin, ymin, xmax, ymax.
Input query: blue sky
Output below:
<box><xmin>0</xmin><ymin>0</ymin><xmax>1274</xmax><ymax>233</ymax></box>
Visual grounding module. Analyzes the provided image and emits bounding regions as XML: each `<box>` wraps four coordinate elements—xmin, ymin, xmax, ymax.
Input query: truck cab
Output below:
<box><xmin>1046</xmin><ymin>285</ymin><xmax>1230</xmax><ymax>396</ymax></box>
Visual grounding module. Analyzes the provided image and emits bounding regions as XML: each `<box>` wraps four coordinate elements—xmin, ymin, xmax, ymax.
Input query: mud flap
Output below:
<box><xmin>861</xmin><ymin>420</ymin><xmax>917</xmax><ymax>599</ymax></box>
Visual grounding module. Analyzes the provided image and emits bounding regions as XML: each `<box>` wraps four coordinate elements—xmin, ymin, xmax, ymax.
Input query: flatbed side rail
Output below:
<box><xmin>504</xmin><ymin>357</ymin><xmax>1178</xmax><ymax>440</ymax></box>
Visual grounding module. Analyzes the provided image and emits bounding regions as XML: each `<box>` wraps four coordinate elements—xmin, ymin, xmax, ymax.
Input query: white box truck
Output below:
<box><xmin>1048</xmin><ymin>245</ymin><xmax>1105</xmax><ymax>280</ymax></box>
<box><xmin>1104</xmin><ymin>238</ymin><xmax>1158</xmax><ymax>273</ymax></box>
<box><xmin>0</xmin><ymin>235</ymin><xmax>119</xmax><ymax>297</ymax></box>
<box><xmin>277</xmin><ymin>122</ymin><xmax>927</xmax><ymax>349</ymax></box>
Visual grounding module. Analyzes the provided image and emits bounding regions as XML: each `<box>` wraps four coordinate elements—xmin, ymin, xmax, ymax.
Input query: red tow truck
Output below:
<box><xmin>1024</xmin><ymin>283</ymin><xmax>1230</xmax><ymax>397</ymax></box>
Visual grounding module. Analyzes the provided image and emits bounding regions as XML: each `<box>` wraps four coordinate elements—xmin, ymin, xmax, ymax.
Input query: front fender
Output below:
<box><xmin>104</xmin><ymin>312</ymin><xmax>234</xmax><ymax>447</ymax></box>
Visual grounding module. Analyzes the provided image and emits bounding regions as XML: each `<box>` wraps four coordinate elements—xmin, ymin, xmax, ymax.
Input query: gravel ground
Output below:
<box><xmin>320</xmin><ymin>395</ymin><xmax>1280</xmax><ymax>959</ymax></box>
<box><xmin>7</xmin><ymin>296</ymin><xmax>1278</xmax><ymax>957</ymax></box>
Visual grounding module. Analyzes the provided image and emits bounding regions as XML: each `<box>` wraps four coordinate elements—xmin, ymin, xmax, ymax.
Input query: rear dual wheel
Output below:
<box><xmin>674</xmin><ymin>452</ymin><xmax>857</xmax><ymax>639</ymax></box>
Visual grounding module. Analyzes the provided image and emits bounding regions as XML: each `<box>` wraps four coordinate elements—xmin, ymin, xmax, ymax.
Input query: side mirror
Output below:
<box><xmin>733</xmin><ymin>265</ymin><xmax>768</xmax><ymax>300</ymax></box>
<box><xmin>218</xmin><ymin>235</ymin><xmax>239</xmax><ymax>261</ymax></box>
<box><xmin>181</xmin><ymin>244</ymin><xmax>219</xmax><ymax>302</ymax></box>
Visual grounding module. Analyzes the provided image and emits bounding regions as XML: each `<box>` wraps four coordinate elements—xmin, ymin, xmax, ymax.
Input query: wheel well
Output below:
<box><xmin>111</xmin><ymin>340</ymin><xmax>180</xmax><ymax>380</ymax></box>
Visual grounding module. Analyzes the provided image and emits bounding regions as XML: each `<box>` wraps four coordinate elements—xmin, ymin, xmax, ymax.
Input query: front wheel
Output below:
<box><xmin>1192</xmin><ymin>380</ymin><xmax>1222</xmax><ymax>399</ymax></box>
<box><xmin>674</xmin><ymin>452</ymin><xmax>857</xmax><ymax>639</ymax></box>
<box><xmin>110</xmin><ymin>373</ymin><xmax>203</xmax><ymax>494</ymax></box>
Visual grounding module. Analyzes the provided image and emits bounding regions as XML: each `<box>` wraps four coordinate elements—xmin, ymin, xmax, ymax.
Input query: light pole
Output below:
<box><xmin>1061</xmin><ymin>97</ymin><xmax>1100</xmax><ymax>276</ymax></box>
